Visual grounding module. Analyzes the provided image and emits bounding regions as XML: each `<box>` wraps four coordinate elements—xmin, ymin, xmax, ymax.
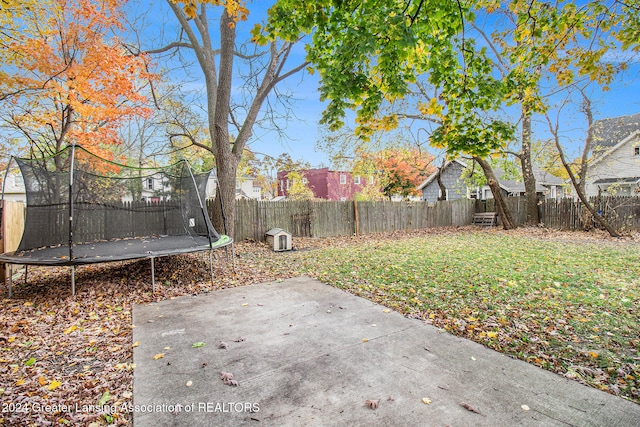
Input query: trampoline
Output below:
<box><xmin>0</xmin><ymin>145</ymin><xmax>233</xmax><ymax>295</ymax></box>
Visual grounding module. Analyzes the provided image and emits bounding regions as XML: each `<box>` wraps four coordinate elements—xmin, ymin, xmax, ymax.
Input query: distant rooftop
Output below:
<box><xmin>591</xmin><ymin>112</ymin><xmax>640</xmax><ymax>151</ymax></box>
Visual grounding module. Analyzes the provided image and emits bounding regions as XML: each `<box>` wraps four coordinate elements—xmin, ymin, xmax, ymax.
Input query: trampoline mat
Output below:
<box><xmin>0</xmin><ymin>235</ymin><xmax>233</xmax><ymax>266</ymax></box>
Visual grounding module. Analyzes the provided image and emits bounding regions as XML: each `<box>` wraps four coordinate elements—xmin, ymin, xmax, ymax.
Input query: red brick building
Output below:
<box><xmin>277</xmin><ymin>168</ymin><xmax>373</xmax><ymax>200</ymax></box>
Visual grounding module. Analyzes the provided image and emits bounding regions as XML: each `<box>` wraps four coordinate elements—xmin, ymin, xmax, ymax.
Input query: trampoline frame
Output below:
<box><xmin>0</xmin><ymin>145</ymin><xmax>234</xmax><ymax>296</ymax></box>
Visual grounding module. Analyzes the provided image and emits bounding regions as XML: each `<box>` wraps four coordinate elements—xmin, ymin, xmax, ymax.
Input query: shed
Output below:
<box><xmin>265</xmin><ymin>228</ymin><xmax>292</xmax><ymax>252</ymax></box>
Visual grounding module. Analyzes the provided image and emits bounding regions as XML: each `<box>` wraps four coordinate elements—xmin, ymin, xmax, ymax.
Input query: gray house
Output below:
<box><xmin>580</xmin><ymin>113</ymin><xmax>640</xmax><ymax>197</ymax></box>
<box><xmin>418</xmin><ymin>159</ymin><xmax>564</xmax><ymax>203</ymax></box>
<box><xmin>418</xmin><ymin>159</ymin><xmax>470</xmax><ymax>203</ymax></box>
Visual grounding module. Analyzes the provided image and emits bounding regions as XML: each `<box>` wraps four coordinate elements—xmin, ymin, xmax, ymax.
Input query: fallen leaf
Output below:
<box><xmin>16</xmin><ymin>379</ymin><xmax>25</xmax><ymax>386</ymax></box>
<box><xmin>98</xmin><ymin>391</ymin><xmax>111</xmax><ymax>406</ymax></box>
<box><xmin>383</xmin><ymin>309</ymin><xmax>391</xmax><ymax>313</ymax></box>
<box><xmin>461</xmin><ymin>402</ymin><xmax>482</xmax><ymax>414</ymax></box>
<box><xmin>365</xmin><ymin>399</ymin><xmax>380</xmax><ymax>409</ymax></box>
<box><xmin>63</xmin><ymin>325</ymin><xmax>77</xmax><ymax>334</ymax></box>
<box><xmin>521</xmin><ymin>404</ymin><xmax>530</xmax><ymax>411</ymax></box>
<box><xmin>186</xmin><ymin>380</ymin><xmax>193</xmax><ymax>387</ymax></box>
<box><xmin>362</xmin><ymin>338</ymin><xmax>369</xmax><ymax>342</ymax></box>
<box><xmin>422</xmin><ymin>397</ymin><xmax>432</xmax><ymax>405</ymax></box>
<box><xmin>219</xmin><ymin>341</ymin><xmax>228</xmax><ymax>349</ymax></box>
<box><xmin>132</xmin><ymin>341</ymin><xmax>139</xmax><ymax>348</ymax></box>
<box><xmin>192</xmin><ymin>342</ymin><xmax>206</xmax><ymax>348</ymax></box>
<box><xmin>48</xmin><ymin>380</ymin><xmax>62</xmax><ymax>391</ymax></box>
<box><xmin>25</xmin><ymin>357</ymin><xmax>36</xmax><ymax>366</ymax></box>
<box><xmin>153</xmin><ymin>353</ymin><xmax>165</xmax><ymax>360</ymax></box>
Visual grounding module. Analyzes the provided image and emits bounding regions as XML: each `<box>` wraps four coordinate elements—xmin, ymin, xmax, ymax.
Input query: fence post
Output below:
<box><xmin>353</xmin><ymin>200</ymin><xmax>359</xmax><ymax>236</ymax></box>
<box><xmin>1</xmin><ymin>200</ymin><xmax>25</xmax><ymax>286</ymax></box>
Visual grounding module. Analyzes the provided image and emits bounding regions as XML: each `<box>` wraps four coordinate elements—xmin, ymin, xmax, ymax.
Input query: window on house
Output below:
<box><xmin>302</xmin><ymin>177</ymin><xmax>308</xmax><ymax>184</ymax></box>
<box><xmin>286</xmin><ymin>179</ymin><xmax>290</xmax><ymax>190</ymax></box>
<box><xmin>369</xmin><ymin>176</ymin><xmax>375</xmax><ymax>184</ymax></box>
<box><xmin>340</xmin><ymin>174</ymin><xmax>347</xmax><ymax>185</ymax></box>
<box><xmin>145</xmin><ymin>178</ymin><xmax>154</xmax><ymax>190</ymax></box>
<box><xmin>354</xmin><ymin>175</ymin><xmax>361</xmax><ymax>185</ymax></box>
<box><xmin>634</xmin><ymin>146</ymin><xmax>640</xmax><ymax>157</ymax></box>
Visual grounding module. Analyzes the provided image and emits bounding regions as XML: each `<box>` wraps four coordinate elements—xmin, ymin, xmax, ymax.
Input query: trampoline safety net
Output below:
<box><xmin>0</xmin><ymin>146</ymin><xmax>231</xmax><ymax>265</ymax></box>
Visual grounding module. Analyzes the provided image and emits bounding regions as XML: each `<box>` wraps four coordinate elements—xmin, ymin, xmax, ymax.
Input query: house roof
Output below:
<box><xmin>593</xmin><ymin>176</ymin><xmax>640</xmax><ymax>185</ymax></box>
<box><xmin>416</xmin><ymin>159</ymin><xmax>468</xmax><ymax>190</ymax></box>
<box><xmin>417</xmin><ymin>159</ymin><xmax>563</xmax><ymax>193</ymax></box>
<box><xmin>592</xmin><ymin>112</ymin><xmax>640</xmax><ymax>153</ymax></box>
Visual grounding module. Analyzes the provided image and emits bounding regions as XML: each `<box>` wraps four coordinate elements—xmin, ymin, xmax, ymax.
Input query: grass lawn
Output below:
<box><xmin>295</xmin><ymin>231</ymin><xmax>640</xmax><ymax>403</ymax></box>
<box><xmin>1</xmin><ymin>227</ymin><xmax>638</xmax><ymax>426</ymax></box>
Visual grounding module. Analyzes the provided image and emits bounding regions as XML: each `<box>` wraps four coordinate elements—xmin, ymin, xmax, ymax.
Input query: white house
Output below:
<box><xmin>206</xmin><ymin>173</ymin><xmax>262</xmax><ymax>201</ymax></box>
<box><xmin>2</xmin><ymin>167</ymin><xmax>263</xmax><ymax>204</ymax></box>
<box><xmin>1</xmin><ymin>170</ymin><xmax>27</xmax><ymax>203</ymax></box>
<box><xmin>581</xmin><ymin>113</ymin><xmax>640</xmax><ymax>197</ymax></box>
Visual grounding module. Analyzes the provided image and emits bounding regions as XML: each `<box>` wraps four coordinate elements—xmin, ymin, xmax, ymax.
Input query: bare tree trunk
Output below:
<box><xmin>163</xmin><ymin>3</ymin><xmax>308</xmax><ymax>238</ymax></box>
<box><xmin>576</xmin><ymin>90</ymin><xmax>594</xmax><ymax>196</ymax></box>
<box><xmin>210</xmin><ymin>10</ymin><xmax>238</xmax><ymax>236</ymax></box>
<box><xmin>520</xmin><ymin>109</ymin><xmax>539</xmax><ymax>225</ymax></box>
<box><xmin>436</xmin><ymin>158</ymin><xmax>447</xmax><ymax>201</ymax></box>
<box><xmin>474</xmin><ymin>156</ymin><xmax>517</xmax><ymax>230</ymax></box>
<box><xmin>545</xmin><ymin>112</ymin><xmax>620</xmax><ymax>238</ymax></box>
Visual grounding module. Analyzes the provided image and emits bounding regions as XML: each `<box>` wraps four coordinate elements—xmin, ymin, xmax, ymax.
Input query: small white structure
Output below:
<box><xmin>265</xmin><ymin>228</ymin><xmax>292</xmax><ymax>252</ymax></box>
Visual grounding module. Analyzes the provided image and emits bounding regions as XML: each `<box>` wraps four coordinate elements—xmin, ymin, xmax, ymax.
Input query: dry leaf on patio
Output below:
<box><xmin>153</xmin><ymin>353</ymin><xmax>165</xmax><ymax>360</ymax></box>
<box><xmin>461</xmin><ymin>402</ymin><xmax>482</xmax><ymax>414</ymax></box>
<box><xmin>365</xmin><ymin>399</ymin><xmax>379</xmax><ymax>409</ymax></box>
<box><xmin>220</xmin><ymin>372</ymin><xmax>233</xmax><ymax>381</ymax></box>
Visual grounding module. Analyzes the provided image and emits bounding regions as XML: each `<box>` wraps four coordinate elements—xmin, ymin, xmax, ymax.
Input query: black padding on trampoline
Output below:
<box><xmin>0</xmin><ymin>235</ymin><xmax>232</xmax><ymax>266</ymax></box>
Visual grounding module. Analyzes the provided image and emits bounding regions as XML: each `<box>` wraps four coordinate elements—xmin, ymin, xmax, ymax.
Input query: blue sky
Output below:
<box><xmin>136</xmin><ymin>1</ymin><xmax>640</xmax><ymax>168</ymax></box>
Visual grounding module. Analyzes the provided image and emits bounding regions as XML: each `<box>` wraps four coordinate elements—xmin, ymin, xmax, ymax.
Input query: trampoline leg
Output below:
<box><xmin>231</xmin><ymin>243</ymin><xmax>236</xmax><ymax>272</ymax></box>
<box><xmin>8</xmin><ymin>264</ymin><xmax>13</xmax><ymax>298</ymax></box>
<box><xmin>208</xmin><ymin>250</ymin><xmax>214</xmax><ymax>285</ymax></box>
<box><xmin>71</xmin><ymin>266</ymin><xmax>76</xmax><ymax>296</ymax></box>
<box><xmin>151</xmin><ymin>257</ymin><xmax>155</xmax><ymax>292</ymax></box>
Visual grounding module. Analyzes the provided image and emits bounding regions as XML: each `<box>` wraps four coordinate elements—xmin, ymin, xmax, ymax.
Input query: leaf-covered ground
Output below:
<box><xmin>1</xmin><ymin>227</ymin><xmax>638</xmax><ymax>425</ymax></box>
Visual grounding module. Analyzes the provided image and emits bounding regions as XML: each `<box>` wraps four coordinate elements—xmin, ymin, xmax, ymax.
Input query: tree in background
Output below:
<box><xmin>147</xmin><ymin>0</ymin><xmax>308</xmax><ymax>237</ymax></box>
<box><xmin>285</xmin><ymin>171</ymin><xmax>314</xmax><ymax>200</ymax></box>
<box><xmin>0</xmin><ymin>0</ymin><xmax>154</xmax><ymax>165</ymax></box>
<box><xmin>260</xmin><ymin>0</ymin><xmax>639</xmax><ymax>231</ymax></box>
<box><xmin>355</xmin><ymin>147</ymin><xmax>434</xmax><ymax>199</ymax></box>
<box><xmin>468</xmin><ymin>1</ymin><xmax>637</xmax><ymax>226</ymax></box>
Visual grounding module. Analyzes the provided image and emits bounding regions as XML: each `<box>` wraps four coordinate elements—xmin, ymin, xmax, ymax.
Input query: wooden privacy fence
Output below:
<box><xmin>2</xmin><ymin>196</ymin><xmax>640</xmax><ymax>257</ymax></box>
<box><xmin>226</xmin><ymin>199</ymin><xmax>476</xmax><ymax>241</ymax></box>
<box><xmin>476</xmin><ymin>195</ymin><xmax>640</xmax><ymax>231</ymax></box>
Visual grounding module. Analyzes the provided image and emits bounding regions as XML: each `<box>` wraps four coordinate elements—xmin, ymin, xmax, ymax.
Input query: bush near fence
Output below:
<box><xmin>222</xmin><ymin>196</ymin><xmax>640</xmax><ymax>241</ymax></box>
